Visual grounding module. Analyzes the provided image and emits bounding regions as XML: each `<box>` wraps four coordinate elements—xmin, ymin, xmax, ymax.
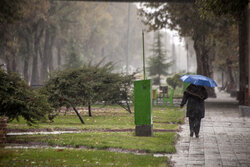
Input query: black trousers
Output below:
<box><xmin>189</xmin><ymin>117</ymin><xmax>201</xmax><ymax>135</ymax></box>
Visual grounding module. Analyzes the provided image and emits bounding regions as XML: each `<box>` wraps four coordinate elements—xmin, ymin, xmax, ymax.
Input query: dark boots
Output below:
<box><xmin>190</xmin><ymin>131</ymin><xmax>194</xmax><ymax>137</ymax></box>
<box><xmin>189</xmin><ymin>117</ymin><xmax>201</xmax><ymax>138</ymax></box>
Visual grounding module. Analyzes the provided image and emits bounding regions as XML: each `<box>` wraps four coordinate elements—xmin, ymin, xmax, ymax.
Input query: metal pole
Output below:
<box><xmin>126</xmin><ymin>3</ymin><xmax>131</xmax><ymax>75</ymax></box>
<box><xmin>142</xmin><ymin>30</ymin><xmax>146</xmax><ymax>80</ymax></box>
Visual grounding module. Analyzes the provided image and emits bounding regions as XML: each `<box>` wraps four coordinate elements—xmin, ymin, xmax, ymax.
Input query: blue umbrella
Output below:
<box><xmin>180</xmin><ymin>74</ymin><xmax>217</xmax><ymax>88</ymax></box>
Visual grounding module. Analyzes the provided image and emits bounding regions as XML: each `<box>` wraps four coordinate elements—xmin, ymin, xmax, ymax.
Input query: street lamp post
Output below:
<box><xmin>142</xmin><ymin>30</ymin><xmax>146</xmax><ymax>80</ymax></box>
<box><xmin>126</xmin><ymin>3</ymin><xmax>130</xmax><ymax>75</ymax></box>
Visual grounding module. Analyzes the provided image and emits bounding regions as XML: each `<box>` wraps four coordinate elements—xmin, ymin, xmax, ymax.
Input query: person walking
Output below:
<box><xmin>180</xmin><ymin>84</ymin><xmax>208</xmax><ymax>138</ymax></box>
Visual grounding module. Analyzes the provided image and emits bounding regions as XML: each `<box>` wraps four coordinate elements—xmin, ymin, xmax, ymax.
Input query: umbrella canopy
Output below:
<box><xmin>180</xmin><ymin>74</ymin><xmax>217</xmax><ymax>88</ymax></box>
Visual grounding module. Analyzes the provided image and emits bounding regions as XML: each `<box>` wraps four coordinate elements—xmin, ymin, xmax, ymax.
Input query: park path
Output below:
<box><xmin>171</xmin><ymin>91</ymin><xmax>250</xmax><ymax>167</ymax></box>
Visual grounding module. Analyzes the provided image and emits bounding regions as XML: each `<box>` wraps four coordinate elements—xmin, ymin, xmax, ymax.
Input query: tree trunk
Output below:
<box><xmin>31</xmin><ymin>26</ymin><xmax>44</xmax><ymax>85</ymax></box>
<box><xmin>48</xmin><ymin>34</ymin><xmax>55</xmax><ymax>73</ymax></box>
<box><xmin>64</xmin><ymin>106</ymin><xmax>70</xmax><ymax>116</ymax></box>
<box><xmin>226</xmin><ymin>58</ymin><xmax>236</xmax><ymax>92</ymax></box>
<box><xmin>23</xmin><ymin>37</ymin><xmax>30</xmax><ymax>83</ymax></box>
<box><xmin>222</xmin><ymin>71</ymin><xmax>225</xmax><ymax>89</ymax></box>
<box><xmin>5</xmin><ymin>54</ymin><xmax>11</xmax><ymax>72</ymax></box>
<box><xmin>30</xmin><ymin>49</ymin><xmax>39</xmax><ymax>85</ymax></box>
<box><xmin>5</xmin><ymin>44</ymin><xmax>17</xmax><ymax>73</ymax></box>
<box><xmin>118</xmin><ymin>102</ymin><xmax>132</xmax><ymax>114</ymax></box>
<box><xmin>41</xmin><ymin>29</ymin><xmax>50</xmax><ymax>82</ymax></box>
<box><xmin>126</xmin><ymin>101</ymin><xmax>132</xmax><ymax>114</ymax></box>
<box><xmin>88</xmin><ymin>102</ymin><xmax>92</xmax><ymax>117</ymax></box>
<box><xmin>57</xmin><ymin>44</ymin><xmax>62</xmax><ymax>70</ymax></box>
<box><xmin>238</xmin><ymin>6</ymin><xmax>248</xmax><ymax>105</ymax></box>
<box><xmin>193</xmin><ymin>36</ymin><xmax>216</xmax><ymax>97</ymax></box>
<box><xmin>194</xmin><ymin>36</ymin><xmax>211</xmax><ymax>76</ymax></box>
<box><xmin>23</xmin><ymin>59</ymin><xmax>29</xmax><ymax>83</ymax></box>
<box><xmin>11</xmin><ymin>53</ymin><xmax>17</xmax><ymax>72</ymax></box>
<box><xmin>72</xmin><ymin>106</ymin><xmax>85</xmax><ymax>124</ymax></box>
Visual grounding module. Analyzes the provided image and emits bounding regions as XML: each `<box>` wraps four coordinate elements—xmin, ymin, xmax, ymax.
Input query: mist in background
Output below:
<box><xmin>0</xmin><ymin>1</ymin><xmax>195</xmax><ymax>85</ymax></box>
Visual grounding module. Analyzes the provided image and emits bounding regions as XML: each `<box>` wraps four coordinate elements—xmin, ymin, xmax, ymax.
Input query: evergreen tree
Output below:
<box><xmin>0</xmin><ymin>69</ymin><xmax>52</xmax><ymax>125</ymax></box>
<box><xmin>171</xmin><ymin>43</ymin><xmax>177</xmax><ymax>73</ymax></box>
<box><xmin>147</xmin><ymin>31</ymin><xmax>171</xmax><ymax>86</ymax></box>
<box><xmin>63</xmin><ymin>38</ymin><xmax>83</xmax><ymax>69</ymax></box>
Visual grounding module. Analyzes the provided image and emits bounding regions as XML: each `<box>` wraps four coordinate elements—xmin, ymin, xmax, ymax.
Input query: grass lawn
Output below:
<box><xmin>8</xmin><ymin>132</ymin><xmax>176</xmax><ymax>153</ymax></box>
<box><xmin>4</xmin><ymin>105</ymin><xmax>184</xmax><ymax>166</ymax></box>
<box><xmin>0</xmin><ymin>148</ymin><xmax>169</xmax><ymax>167</ymax></box>
<box><xmin>8</xmin><ymin>105</ymin><xmax>185</xmax><ymax>131</ymax></box>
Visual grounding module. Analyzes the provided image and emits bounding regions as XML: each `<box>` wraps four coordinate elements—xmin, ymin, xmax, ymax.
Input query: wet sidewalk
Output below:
<box><xmin>171</xmin><ymin>91</ymin><xmax>250</xmax><ymax>167</ymax></box>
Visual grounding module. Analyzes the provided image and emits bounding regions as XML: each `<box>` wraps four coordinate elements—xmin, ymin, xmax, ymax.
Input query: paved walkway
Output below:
<box><xmin>171</xmin><ymin>91</ymin><xmax>250</xmax><ymax>167</ymax></box>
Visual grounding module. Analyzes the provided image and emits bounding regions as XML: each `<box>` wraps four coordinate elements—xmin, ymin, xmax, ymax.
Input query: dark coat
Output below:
<box><xmin>180</xmin><ymin>84</ymin><xmax>208</xmax><ymax>118</ymax></box>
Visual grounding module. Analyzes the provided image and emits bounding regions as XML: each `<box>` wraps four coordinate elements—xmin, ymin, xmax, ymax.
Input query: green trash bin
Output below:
<box><xmin>134</xmin><ymin>79</ymin><xmax>153</xmax><ymax>136</ymax></box>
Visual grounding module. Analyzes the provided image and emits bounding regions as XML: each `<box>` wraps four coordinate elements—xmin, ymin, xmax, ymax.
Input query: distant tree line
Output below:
<box><xmin>0</xmin><ymin>0</ymin><xmax>141</xmax><ymax>124</ymax></box>
<box><xmin>0</xmin><ymin>0</ymin><xmax>143</xmax><ymax>85</ymax></box>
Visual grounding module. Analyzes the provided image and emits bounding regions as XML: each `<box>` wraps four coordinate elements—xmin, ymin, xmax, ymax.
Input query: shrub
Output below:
<box><xmin>0</xmin><ymin>69</ymin><xmax>52</xmax><ymax>125</ymax></box>
<box><xmin>42</xmin><ymin>63</ymin><xmax>135</xmax><ymax>124</ymax></box>
<box><xmin>166</xmin><ymin>74</ymin><xmax>182</xmax><ymax>89</ymax></box>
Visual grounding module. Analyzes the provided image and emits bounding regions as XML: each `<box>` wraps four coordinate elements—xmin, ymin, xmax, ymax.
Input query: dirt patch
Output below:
<box><xmin>6</xmin><ymin>135</ymin><xmax>47</xmax><ymax>146</ymax></box>
<box><xmin>59</xmin><ymin>106</ymin><xmax>129</xmax><ymax>115</ymax></box>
